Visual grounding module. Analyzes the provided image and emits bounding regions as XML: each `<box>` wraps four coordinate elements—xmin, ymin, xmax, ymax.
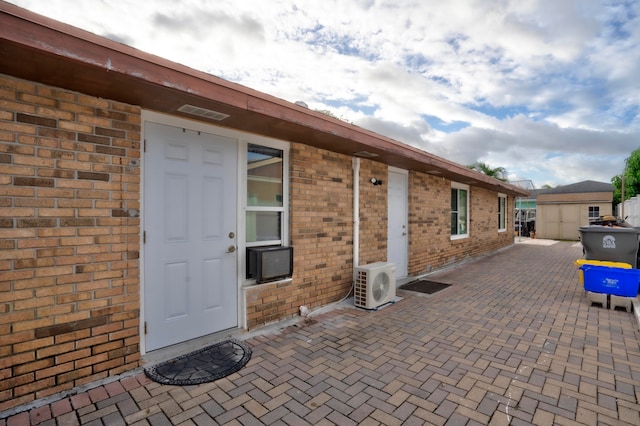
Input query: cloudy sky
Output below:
<box><xmin>8</xmin><ymin>0</ymin><xmax>640</xmax><ymax>188</ymax></box>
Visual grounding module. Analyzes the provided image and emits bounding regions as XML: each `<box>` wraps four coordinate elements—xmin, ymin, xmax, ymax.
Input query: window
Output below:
<box><xmin>498</xmin><ymin>194</ymin><xmax>507</xmax><ymax>231</ymax></box>
<box><xmin>451</xmin><ymin>183</ymin><xmax>469</xmax><ymax>238</ymax></box>
<box><xmin>588</xmin><ymin>206</ymin><xmax>599</xmax><ymax>220</ymax></box>
<box><xmin>246</xmin><ymin>143</ymin><xmax>286</xmax><ymax>245</ymax></box>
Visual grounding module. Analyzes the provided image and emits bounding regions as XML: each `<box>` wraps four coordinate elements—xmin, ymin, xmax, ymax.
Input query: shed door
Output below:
<box><xmin>560</xmin><ymin>205</ymin><xmax>579</xmax><ymax>240</ymax></box>
<box><xmin>541</xmin><ymin>205</ymin><xmax>560</xmax><ymax>239</ymax></box>
<box><xmin>388</xmin><ymin>169</ymin><xmax>408</xmax><ymax>278</ymax></box>
<box><xmin>144</xmin><ymin>122</ymin><xmax>238</xmax><ymax>351</ymax></box>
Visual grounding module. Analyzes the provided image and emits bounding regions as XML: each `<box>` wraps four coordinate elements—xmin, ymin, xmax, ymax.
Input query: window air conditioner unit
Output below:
<box><xmin>247</xmin><ymin>246</ymin><xmax>294</xmax><ymax>283</ymax></box>
<box><xmin>354</xmin><ymin>262</ymin><xmax>396</xmax><ymax>309</ymax></box>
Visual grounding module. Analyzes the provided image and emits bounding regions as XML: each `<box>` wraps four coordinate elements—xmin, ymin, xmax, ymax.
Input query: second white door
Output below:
<box><xmin>388</xmin><ymin>169</ymin><xmax>408</xmax><ymax>278</ymax></box>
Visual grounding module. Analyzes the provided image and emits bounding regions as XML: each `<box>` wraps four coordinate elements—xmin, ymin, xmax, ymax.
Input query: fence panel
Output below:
<box><xmin>618</xmin><ymin>196</ymin><xmax>640</xmax><ymax>226</ymax></box>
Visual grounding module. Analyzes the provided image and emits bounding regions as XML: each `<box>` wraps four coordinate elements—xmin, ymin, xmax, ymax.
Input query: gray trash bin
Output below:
<box><xmin>578</xmin><ymin>226</ymin><xmax>640</xmax><ymax>268</ymax></box>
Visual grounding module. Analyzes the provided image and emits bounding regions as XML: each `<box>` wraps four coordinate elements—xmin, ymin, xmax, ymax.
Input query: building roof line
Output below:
<box><xmin>0</xmin><ymin>1</ymin><xmax>528</xmax><ymax>196</ymax></box>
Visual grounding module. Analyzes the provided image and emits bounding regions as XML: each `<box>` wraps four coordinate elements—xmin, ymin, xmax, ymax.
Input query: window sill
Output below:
<box><xmin>242</xmin><ymin>277</ymin><xmax>293</xmax><ymax>288</ymax></box>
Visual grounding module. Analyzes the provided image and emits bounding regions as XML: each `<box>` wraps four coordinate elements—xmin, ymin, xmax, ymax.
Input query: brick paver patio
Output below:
<box><xmin>2</xmin><ymin>240</ymin><xmax>639</xmax><ymax>425</ymax></box>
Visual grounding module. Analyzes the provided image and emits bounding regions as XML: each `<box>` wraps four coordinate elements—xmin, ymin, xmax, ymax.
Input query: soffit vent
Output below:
<box><xmin>178</xmin><ymin>104</ymin><xmax>230</xmax><ymax>121</ymax></box>
<box><xmin>353</xmin><ymin>151</ymin><xmax>379</xmax><ymax>158</ymax></box>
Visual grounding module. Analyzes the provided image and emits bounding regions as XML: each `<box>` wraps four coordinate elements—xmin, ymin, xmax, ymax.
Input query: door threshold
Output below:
<box><xmin>142</xmin><ymin>327</ymin><xmax>244</xmax><ymax>366</ymax></box>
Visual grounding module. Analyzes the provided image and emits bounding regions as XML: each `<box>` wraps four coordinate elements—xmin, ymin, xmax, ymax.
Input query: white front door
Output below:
<box><xmin>388</xmin><ymin>168</ymin><xmax>408</xmax><ymax>278</ymax></box>
<box><xmin>144</xmin><ymin>121</ymin><xmax>238</xmax><ymax>351</ymax></box>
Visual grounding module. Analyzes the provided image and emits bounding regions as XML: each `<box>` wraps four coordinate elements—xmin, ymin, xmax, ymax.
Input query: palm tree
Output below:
<box><xmin>467</xmin><ymin>162</ymin><xmax>508</xmax><ymax>181</ymax></box>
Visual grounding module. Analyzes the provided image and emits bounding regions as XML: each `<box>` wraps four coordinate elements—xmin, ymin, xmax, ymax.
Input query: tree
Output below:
<box><xmin>612</xmin><ymin>148</ymin><xmax>640</xmax><ymax>205</ymax></box>
<box><xmin>467</xmin><ymin>162</ymin><xmax>508</xmax><ymax>181</ymax></box>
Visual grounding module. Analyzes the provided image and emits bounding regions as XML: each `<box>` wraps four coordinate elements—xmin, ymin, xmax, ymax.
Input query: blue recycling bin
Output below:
<box><xmin>578</xmin><ymin>226</ymin><xmax>640</xmax><ymax>268</ymax></box>
<box><xmin>580</xmin><ymin>264</ymin><xmax>640</xmax><ymax>297</ymax></box>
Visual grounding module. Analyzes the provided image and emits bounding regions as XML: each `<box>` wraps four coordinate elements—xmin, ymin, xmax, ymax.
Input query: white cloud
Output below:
<box><xmin>7</xmin><ymin>0</ymin><xmax>640</xmax><ymax>188</ymax></box>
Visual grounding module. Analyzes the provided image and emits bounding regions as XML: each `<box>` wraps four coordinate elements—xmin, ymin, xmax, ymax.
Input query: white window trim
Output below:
<box><xmin>451</xmin><ymin>182</ymin><xmax>470</xmax><ymax>240</ymax></box>
<box><xmin>498</xmin><ymin>193</ymin><xmax>507</xmax><ymax>232</ymax></box>
<box><xmin>239</xmin><ymin>138</ymin><xmax>290</xmax><ymax>286</ymax></box>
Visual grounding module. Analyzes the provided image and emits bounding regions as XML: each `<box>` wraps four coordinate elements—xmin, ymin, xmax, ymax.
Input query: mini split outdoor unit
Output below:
<box><xmin>354</xmin><ymin>262</ymin><xmax>396</xmax><ymax>309</ymax></box>
<box><xmin>246</xmin><ymin>246</ymin><xmax>293</xmax><ymax>283</ymax></box>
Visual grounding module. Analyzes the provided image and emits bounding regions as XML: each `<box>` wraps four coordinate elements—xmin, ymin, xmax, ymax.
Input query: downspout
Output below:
<box><xmin>353</xmin><ymin>157</ymin><xmax>360</xmax><ymax>281</ymax></box>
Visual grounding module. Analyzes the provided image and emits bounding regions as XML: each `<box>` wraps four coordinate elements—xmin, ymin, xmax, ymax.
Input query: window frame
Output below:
<box><xmin>498</xmin><ymin>193</ymin><xmax>507</xmax><ymax>232</ymax></box>
<box><xmin>239</xmin><ymin>138</ymin><xmax>289</xmax><ymax>286</ymax></box>
<box><xmin>242</xmin><ymin>140</ymin><xmax>289</xmax><ymax>248</ymax></box>
<box><xmin>588</xmin><ymin>206</ymin><xmax>599</xmax><ymax>221</ymax></box>
<box><xmin>451</xmin><ymin>182</ymin><xmax>470</xmax><ymax>240</ymax></box>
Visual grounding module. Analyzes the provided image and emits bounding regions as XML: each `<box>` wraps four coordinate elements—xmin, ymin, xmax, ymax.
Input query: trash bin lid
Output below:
<box><xmin>578</xmin><ymin>226</ymin><xmax>640</xmax><ymax>234</ymax></box>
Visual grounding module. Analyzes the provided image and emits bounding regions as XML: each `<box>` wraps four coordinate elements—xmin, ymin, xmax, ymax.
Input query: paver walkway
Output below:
<box><xmin>2</xmin><ymin>240</ymin><xmax>640</xmax><ymax>425</ymax></box>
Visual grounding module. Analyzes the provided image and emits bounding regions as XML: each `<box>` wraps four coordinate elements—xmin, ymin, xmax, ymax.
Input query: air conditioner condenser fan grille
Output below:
<box><xmin>354</xmin><ymin>262</ymin><xmax>396</xmax><ymax>309</ymax></box>
<box><xmin>371</xmin><ymin>272</ymin><xmax>390</xmax><ymax>302</ymax></box>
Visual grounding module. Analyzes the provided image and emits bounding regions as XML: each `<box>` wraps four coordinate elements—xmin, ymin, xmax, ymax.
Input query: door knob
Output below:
<box><xmin>226</xmin><ymin>245</ymin><xmax>236</xmax><ymax>253</ymax></box>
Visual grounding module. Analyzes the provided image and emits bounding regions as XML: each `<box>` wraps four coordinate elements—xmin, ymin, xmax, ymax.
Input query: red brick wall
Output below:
<box><xmin>408</xmin><ymin>171</ymin><xmax>513</xmax><ymax>275</ymax></box>
<box><xmin>0</xmin><ymin>74</ymin><xmax>141</xmax><ymax>412</ymax></box>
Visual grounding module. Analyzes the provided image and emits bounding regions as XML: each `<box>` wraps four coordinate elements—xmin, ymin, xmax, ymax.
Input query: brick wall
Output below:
<box><xmin>357</xmin><ymin>160</ymin><xmax>388</xmax><ymax>266</ymax></box>
<box><xmin>245</xmin><ymin>143</ymin><xmax>354</xmax><ymax>329</ymax></box>
<box><xmin>0</xmin><ymin>72</ymin><xmax>517</xmax><ymax>410</ymax></box>
<box><xmin>0</xmin><ymin>74</ymin><xmax>141</xmax><ymax>412</ymax></box>
<box><xmin>245</xmin><ymin>159</ymin><xmax>514</xmax><ymax>329</ymax></box>
<box><xmin>408</xmin><ymin>172</ymin><xmax>449</xmax><ymax>274</ymax></box>
<box><xmin>408</xmin><ymin>171</ymin><xmax>513</xmax><ymax>275</ymax></box>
